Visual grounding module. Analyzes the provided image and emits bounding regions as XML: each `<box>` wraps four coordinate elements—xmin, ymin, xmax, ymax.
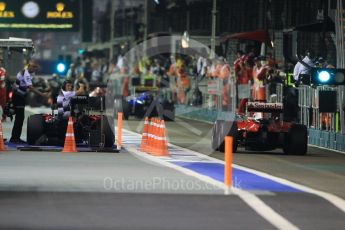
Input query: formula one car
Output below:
<box><xmin>212</xmin><ymin>102</ymin><xmax>308</xmax><ymax>155</ymax></box>
<box><xmin>27</xmin><ymin>95</ymin><xmax>115</xmax><ymax>148</ymax></box>
<box><xmin>119</xmin><ymin>91</ymin><xmax>175</xmax><ymax>121</ymax></box>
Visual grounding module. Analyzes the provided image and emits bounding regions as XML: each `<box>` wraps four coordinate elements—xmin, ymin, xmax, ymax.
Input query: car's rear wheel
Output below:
<box><xmin>135</xmin><ymin>104</ymin><xmax>146</xmax><ymax>119</ymax></box>
<box><xmin>27</xmin><ymin>114</ymin><xmax>44</xmax><ymax>145</ymax></box>
<box><xmin>95</xmin><ymin>116</ymin><xmax>115</xmax><ymax>148</ymax></box>
<box><xmin>211</xmin><ymin>120</ymin><xmax>238</xmax><ymax>153</ymax></box>
<box><xmin>122</xmin><ymin>99</ymin><xmax>130</xmax><ymax>120</ymax></box>
<box><xmin>162</xmin><ymin>100</ymin><xmax>175</xmax><ymax>121</ymax></box>
<box><xmin>283</xmin><ymin>124</ymin><xmax>308</xmax><ymax>155</ymax></box>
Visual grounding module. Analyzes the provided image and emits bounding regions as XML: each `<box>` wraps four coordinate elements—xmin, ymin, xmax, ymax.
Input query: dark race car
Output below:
<box><xmin>212</xmin><ymin>101</ymin><xmax>308</xmax><ymax>155</ymax></box>
<box><xmin>118</xmin><ymin>91</ymin><xmax>175</xmax><ymax>121</ymax></box>
<box><xmin>27</xmin><ymin>95</ymin><xmax>115</xmax><ymax>148</ymax></box>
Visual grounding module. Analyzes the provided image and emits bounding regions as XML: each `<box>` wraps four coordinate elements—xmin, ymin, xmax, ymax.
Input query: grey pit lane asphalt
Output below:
<box><xmin>0</xmin><ymin>192</ymin><xmax>345</xmax><ymax>230</ymax></box>
<box><xmin>0</xmin><ymin>192</ymin><xmax>275</xmax><ymax>230</ymax></box>
<box><xmin>0</xmin><ymin>151</ymin><xmax>223</xmax><ymax>194</ymax></box>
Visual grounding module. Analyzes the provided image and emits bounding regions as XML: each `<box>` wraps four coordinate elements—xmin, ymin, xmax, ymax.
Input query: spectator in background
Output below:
<box><xmin>293</xmin><ymin>50</ymin><xmax>315</xmax><ymax>82</ymax></box>
<box><xmin>90</xmin><ymin>62</ymin><xmax>102</xmax><ymax>83</ymax></box>
<box><xmin>107</xmin><ymin>58</ymin><xmax>117</xmax><ymax>75</ymax></box>
<box><xmin>252</xmin><ymin>56</ymin><xmax>269</xmax><ymax>101</ymax></box>
<box><xmin>82</xmin><ymin>55</ymin><xmax>92</xmax><ymax>82</ymax></box>
<box><xmin>66</xmin><ymin>63</ymin><xmax>78</xmax><ymax>82</ymax></box>
<box><xmin>316</xmin><ymin>57</ymin><xmax>335</xmax><ymax>69</ymax></box>
<box><xmin>266</xmin><ymin>53</ymin><xmax>277</xmax><ymax>68</ymax></box>
<box><xmin>74</xmin><ymin>72</ymin><xmax>89</xmax><ymax>93</ymax></box>
<box><xmin>234</xmin><ymin>50</ymin><xmax>245</xmax><ymax>83</ymax></box>
<box><xmin>237</xmin><ymin>57</ymin><xmax>254</xmax><ymax>113</ymax></box>
<box><xmin>176</xmin><ymin>58</ymin><xmax>190</xmax><ymax>104</ymax></box>
<box><xmin>100</xmin><ymin>57</ymin><xmax>109</xmax><ymax>74</ymax></box>
<box><xmin>116</xmin><ymin>54</ymin><xmax>124</xmax><ymax>72</ymax></box>
<box><xmin>196</xmin><ymin>53</ymin><xmax>208</xmax><ymax>78</ymax></box>
<box><xmin>0</xmin><ymin>59</ymin><xmax>7</xmax><ymax>122</ymax></box>
<box><xmin>151</xmin><ymin>59</ymin><xmax>167</xmax><ymax>88</ymax></box>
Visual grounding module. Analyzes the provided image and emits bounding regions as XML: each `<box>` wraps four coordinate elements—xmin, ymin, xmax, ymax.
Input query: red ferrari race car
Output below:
<box><xmin>212</xmin><ymin>101</ymin><xmax>308</xmax><ymax>155</ymax></box>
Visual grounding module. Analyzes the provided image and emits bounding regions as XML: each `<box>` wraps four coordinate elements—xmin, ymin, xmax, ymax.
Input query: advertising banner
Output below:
<box><xmin>0</xmin><ymin>0</ymin><xmax>80</xmax><ymax>31</ymax></box>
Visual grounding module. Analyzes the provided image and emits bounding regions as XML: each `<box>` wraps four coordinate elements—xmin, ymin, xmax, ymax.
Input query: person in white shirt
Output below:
<box><xmin>196</xmin><ymin>55</ymin><xmax>208</xmax><ymax>77</ymax></box>
<box><xmin>56</xmin><ymin>80</ymin><xmax>85</xmax><ymax>119</ymax></box>
<box><xmin>293</xmin><ymin>51</ymin><xmax>315</xmax><ymax>81</ymax></box>
<box><xmin>10</xmin><ymin>61</ymin><xmax>49</xmax><ymax>144</ymax></box>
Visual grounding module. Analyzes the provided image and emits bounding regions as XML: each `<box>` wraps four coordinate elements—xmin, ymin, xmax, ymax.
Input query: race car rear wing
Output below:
<box><xmin>246</xmin><ymin>102</ymin><xmax>284</xmax><ymax>113</ymax></box>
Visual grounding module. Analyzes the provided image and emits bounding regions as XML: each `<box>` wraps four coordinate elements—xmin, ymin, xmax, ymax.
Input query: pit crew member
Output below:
<box><xmin>10</xmin><ymin>61</ymin><xmax>49</xmax><ymax>144</ymax></box>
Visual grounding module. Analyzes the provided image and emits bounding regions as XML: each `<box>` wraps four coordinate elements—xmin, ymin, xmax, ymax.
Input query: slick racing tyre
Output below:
<box><xmin>27</xmin><ymin>114</ymin><xmax>44</xmax><ymax>145</ymax></box>
<box><xmin>94</xmin><ymin>116</ymin><xmax>115</xmax><ymax>148</ymax></box>
<box><xmin>162</xmin><ymin>100</ymin><xmax>175</xmax><ymax>121</ymax></box>
<box><xmin>283</xmin><ymin>124</ymin><xmax>308</xmax><ymax>155</ymax></box>
<box><xmin>211</xmin><ymin>120</ymin><xmax>238</xmax><ymax>153</ymax></box>
<box><xmin>122</xmin><ymin>99</ymin><xmax>130</xmax><ymax>120</ymax></box>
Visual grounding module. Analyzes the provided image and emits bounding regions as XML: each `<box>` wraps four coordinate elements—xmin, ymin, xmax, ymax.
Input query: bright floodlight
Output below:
<box><xmin>318</xmin><ymin>71</ymin><xmax>331</xmax><ymax>83</ymax></box>
<box><xmin>181</xmin><ymin>31</ymin><xmax>190</xmax><ymax>48</ymax></box>
<box><xmin>57</xmin><ymin>63</ymin><xmax>66</xmax><ymax>73</ymax></box>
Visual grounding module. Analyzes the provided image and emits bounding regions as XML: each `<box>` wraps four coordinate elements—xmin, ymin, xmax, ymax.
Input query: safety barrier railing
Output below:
<box><xmin>337</xmin><ymin>85</ymin><xmax>345</xmax><ymax>134</ymax></box>
<box><xmin>298</xmin><ymin>84</ymin><xmax>340</xmax><ymax>131</ymax></box>
<box><xmin>298</xmin><ymin>85</ymin><xmax>312</xmax><ymax>127</ymax></box>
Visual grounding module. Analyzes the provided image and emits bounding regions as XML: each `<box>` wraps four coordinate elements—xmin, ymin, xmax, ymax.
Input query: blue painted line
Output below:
<box><xmin>171</xmin><ymin>161</ymin><xmax>302</xmax><ymax>193</ymax></box>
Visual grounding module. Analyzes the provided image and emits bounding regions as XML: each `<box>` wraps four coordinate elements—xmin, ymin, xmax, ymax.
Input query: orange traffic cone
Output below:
<box><xmin>140</xmin><ymin>117</ymin><xmax>149</xmax><ymax>152</ymax></box>
<box><xmin>145</xmin><ymin>118</ymin><xmax>154</xmax><ymax>153</ymax></box>
<box><xmin>151</xmin><ymin>118</ymin><xmax>160</xmax><ymax>154</ymax></box>
<box><xmin>151</xmin><ymin>119</ymin><xmax>169</xmax><ymax>157</ymax></box>
<box><xmin>0</xmin><ymin>120</ymin><xmax>6</xmax><ymax>151</ymax></box>
<box><xmin>62</xmin><ymin>117</ymin><xmax>77</xmax><ymax>153</ymax></box>
<box><xmin>160</xmin><ymin>120</ymin><xmax>169</xmax><ymax>156</ymax></box>
<box><xmin>148</xmin><ymin>118</ymin><xmax>155</xmax><ymax>154</ymax></box>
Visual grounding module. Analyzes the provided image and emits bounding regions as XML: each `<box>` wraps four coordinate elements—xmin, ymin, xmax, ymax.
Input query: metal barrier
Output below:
<box><xmin>298</xmin><ymin>85</ymin><xmax>312</xmax><ymax>127</ymax></box>
<box><xmin>297</xmin><ymin>83</ymin><xmax>345</xmax><ymax>152</ymax></box>
<box><xmin>337</xmin><ymin>85</ymin><xmax>345</xmax><ymax>134</ymax></box>
<box><xmin>298</xmin><ymin>84</ymin><xmax>338</xmax><ymax>130</ymax></box>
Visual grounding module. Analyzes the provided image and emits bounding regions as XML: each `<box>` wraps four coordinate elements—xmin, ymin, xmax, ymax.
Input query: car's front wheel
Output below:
<box><xmin>211</xmin><ymin>120</ymin><xmax>238</xmax><ymax>153</ymax></box>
